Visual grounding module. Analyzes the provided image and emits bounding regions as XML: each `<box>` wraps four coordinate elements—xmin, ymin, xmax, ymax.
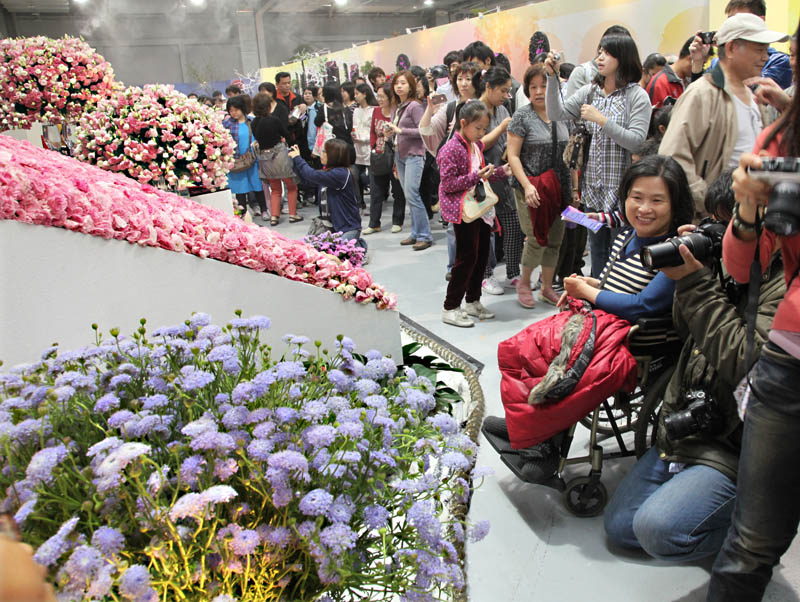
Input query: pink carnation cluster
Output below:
<box><xmin>0</xmin><ymin>136</ymin><xmax>397</xmax><ymax>310</ymax></box>
<box><xmin>74</xmin><ymin>84</ymin><xmax>235</xmax><ymax>191</ymax></box>
<box><xmin>0</xmin><ymin>36</ymin><xmax>116</xmax><ymax>131</ymax></box>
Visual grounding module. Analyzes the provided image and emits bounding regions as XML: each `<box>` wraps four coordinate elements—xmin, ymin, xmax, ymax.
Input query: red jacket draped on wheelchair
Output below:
<box><xmin>499</xmin><ymin>298</ymin><xmax>638</xmax><ymax>449</ymax></box>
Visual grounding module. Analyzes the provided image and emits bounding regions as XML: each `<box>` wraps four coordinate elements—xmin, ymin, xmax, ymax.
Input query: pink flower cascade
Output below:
<box><xmin>0</xmin><ymin>36</ymin><xmax>116</xmax><ymax>131</ymax></box>
<box><xmin>74</xmin><ymin>84</ymin><xmax>235</xmax><ymax>190</ymax></box>
<box><xmin>0</xmin><ymin>136</ymin><xmax>397</xmax><ymax>310</ymax></box>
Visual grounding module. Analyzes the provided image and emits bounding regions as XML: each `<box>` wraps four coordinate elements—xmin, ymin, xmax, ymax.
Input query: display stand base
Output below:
<box><xmin>192</xmin><ymin>189</ymin><xmax>234</xmax><ymax>215</ymax></box>
<box><xmin>0</xmin><ymin>221</ymin><xmax>402</xmax><ymax>366</ymax></box>
<box><xmin>1</xmin><ymin>124</ymin><xmax>44</xmax><ymax>147</ymax></box>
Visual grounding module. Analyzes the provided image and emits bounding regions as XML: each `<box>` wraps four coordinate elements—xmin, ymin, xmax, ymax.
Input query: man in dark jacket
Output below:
<box><xmin>603</xmin><ymin>174</ymin><xmax>785</xmax><ymax>562</ymax></box>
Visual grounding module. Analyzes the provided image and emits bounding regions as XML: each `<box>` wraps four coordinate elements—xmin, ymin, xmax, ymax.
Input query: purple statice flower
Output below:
<box><xmin>55</xmin><ymin>371</ymin><xmax>97</xmax><ymax>391</ymax></box>
<box><xmin>364</xmin><ymin>394</ymin><xmax>387</xmax><ymax>410</ymax></box>
<box><xmin>469</xmin><ymin>519</ymin><xmax>490</xmax><ymax>543</ymax></box>
<box><xmin>267</xmin><ymin>450</ymin><xmax>309</xmax><ymax>479</ymax></box>
<box><xmin>299</xmin><ymin>489</ymin><xmax>333</xmax><ymax>517</ymax></box>
<box><xmin>108</xmin><ymin>410</ymin><xmax>135</xmax><ymax>429</ymax></box>
<box><xmin>446</xmin><ymin>433</ymin><xmax>478</xmax><ymax>458</ymax></box>
<box><xmin>141</xmin><ymin>394</ymin><xmax>168</xmax><ymax>410</ymax></box>
<box><xmin>179</xmin><ymin>366</ymin><xmax>215</xmax><ymax>391</ymax></box>
<box><xmin>213</xmin><ymin>334</ymin><xmax>232</xmax><ymax>347</ymax></box>
<box><xmin>300</xmin><ymin>400</ymin><xmax>328</xmax><ymax>423</ymax></box>
<box><xmin>365</xmin><ymin>349</ymin><xmax>383</xmax><ymax>361</ymax></box>
<box><xmin>109</xmin><ymin>374</ymin><xmax>132</xmax><ymax>389</ymax></box>
<box><xmin>252</xmin><ymin>369</ymin><xmax>276</xmax><ymax>392</ymax></box>
<box><xmin>133</xmin><ymin>414</ymin><xmax>174</xmax><ymax>438</ymax></box>
<box><xmin>169</xmin><ymin>493</ymin><xmax>205</xmax><ymax>521</ymax></box>
<box><xmin>33</xmin><ymin>516</ymin><xmax>79</xmax><ymax>566</ymax></box>
<box><xmin>119</xmin><ymin>564</ymin><xmax>151</xmax><ymax>598</ymax></box>
<box><xmin>326</xmin><ymin>494</ymin><xmax>355</xmax><ymax>524</ymax></box>
<box><xmin>403</xmin><ymin>388</ymin><xmax>435</xmax><ymax>414</ymax></box>
<box><xmin>441</xmin><ymin>451</ymin><xmax>471</xmax><ymax>471</ymax></box>
<box><xmin>208</xmin><ymin>344</ymin><xmax>237</xmax><ymax>363</ymax></box>
<box><xmin>319</xmin><ymin>523</ymin><xmax>357</xmax><ymax>556</ymax></box>
<box><xmin>189</xmin><ymin>313</ymin><xmax>212</xmax><ymax>329</ymax></box>
<box><xmin>222</xmin><ymin>406</ymin><xmax>249</xmax><ymax>430</ymax></box>
<box><xmin>427</xmin><ymin>413</ymin><xmax>458</xmax><ymax>435</ymax></box>
<box><xmin>304</xmin><ymin>425</ymin><xmax>336</xmax><ymax>450</ymax></box>
<box><xmin>336</xmin><ymin>421</ymin><xmax>364</xmax><ymax>439</ymax></box>
<box><xmin>87</xmin><ymin>437</ymin><xmax>123</xmax><ymax>460</ymax></box>
<box><xmin>189</xmin><ymin>337</ymin><xmax>212</xmax><ymax>352</ymax></box>
<box><xmin>408</xmin><ymin>500</ymin><xmax>442</xmax><ymax>547</ymax></box>
<box><xmin>147</xmin><ymin>374</ymin><xmax>169</xmax><ymax>393</ymax></box>
<box><xmin>199</xmin><ymin>485</ymin><xmax>238</xmax><ymax>508</ymax></box>
<box><xmin>64</xmin><ymin>545</ymin><xmax>103</xmax><ymax>581</ymax></box>
<box><xmin>190</xmin><ymin>430</ymin><xmax>236</xmax><ymax>453</ymax></box>
<box><xmin>472</xmin><ymin>465</ymin><xmax>494</xmax><ymax>480</ymax></box>
<box><xmin>327</xmin><ymin>369</ymin><xmax>352</xmax><ymax>392</ymax></box>
<box><xmin>181</xmin><ymin>414</ymin><xmax>218</xmax><ymax>438</ymax></box>
<box><xmin>337</xmin><ymin>408</ymin><xmax>362</xmax><ymax>424</ymax></box>
<box><xmin>94</xmin><ymin>443</ymin><xmax>151</xmax><ymax>492</ymax></box>
<box><xmin>230</xmin><ymin>315</ymin><xmax>271</xmax><ymax>331</ymax></box>
<box><xmin>288</xmin><ymin>384</ymin><xmax>302</xmax><ymax>399</ymax></box>
<box><xmin>12</xmin><ymin>417</ymin><xmax>51</xmax><ymax>444</ymax></box>
<box><xmin>180</xmin><ymin>456</ymin><xmax>206</xmax><ymax>488</ymax></box>
<box><xmin>261</xmin><ymin>525</ymin><xmax>292</xmax><ymax>549</ymax></box>
<box><xmin>152</xmin><ymin>324</ymin><xmax>188</xmax><ymax>338</ymax></box>
<box><xmin>363</xmin><ymin>504</ymin><xmax>390</xmax><ymax>530</ymax></box>
<box><xmin>94</xmin><ymin>393</ymin><xmax>120</xmax><ymax>413</ymax></box>
<box><xmin>355</xmin><ymin>379</ymin><xmax>380</xmax><ymax>397</ymax></box>
<box><xmin>51</xmin><ymin>385</ymin><xmax>76</xmax><ymax>403</ymax></box>
<box><xmin>197</xmin><ymin>324</ymin><xmax>222</xmax><ymax>340</ymax></box>
<box><xmin>213</xmin><ymin>458</ymin><xmax>239</xmax><ymax>481</ymax></box>
<box><xmin>251</xmin><ymin>421</ymin><xmax>275</xmax><ymax>439</ymax></box>
<box><xmin>247</xmin><ymin>438</ymin><xmax>274</xmax><ymax>462</ymax></box>
<box><xmin>87</xmin><ymin>564</ymin><xmax>114</xmax><ymax>599</ymax></box>
<box><xmin>13</xmin><ymin>495</ymin><xmax>38</xmax><ymax>526</ymax></box>
<box><xmin>231</xmin><ymin>382</ymin><xmax>258</xmax><ymax>405</ymax></box>
<box><xmin>26</xmin><ymin>443</ymin><xmax>68</xmax><ymax>485</ymax></box>
<box><xmin>333</xmin><ymin>450</ymin><xmax>360</xmax><ymax>464</ymax></box>
<box><xmin>247</xmin><ymin>408</ymin><xmax>271</xmax><ymax>424</ymax></box>
<box><xmin>310</xmin><ymin>448</ymin><xmax>331</xmax><ymax>471</ymax></box>
<box><xmin>274</xmin><ymin>407</ymin><xmax>298</xmax><ymax>425</ymax></box>
<box><xmin>229</xmin><ymin>529</ymin><xmax>260</xmax><ymax>555</ymax></box>
<box><xmin>366</xmin><ymin>357</ymin><xmax>398</xmax><ymax>380</ymax></box>
<box><xmin>92</xmin><ymin>526</ymin><xmax>125</xmax><ymax>556</ymax></box>
<box><xmin>211</xmin><ymin>595</ymin><xmax>235</xmax><ymax>602</ymax></box>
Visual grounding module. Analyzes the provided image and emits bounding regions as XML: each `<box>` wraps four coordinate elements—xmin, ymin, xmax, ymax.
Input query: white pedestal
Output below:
<box><xmin>0</xmin><ymin>221</ymin><xmax>402</xmax><ymax>367</ymax></box>
<box><xmin>192</xmin><ymin>189</ymin><xmax>234</xmax><ymax>215</ymax></box>
<box><xmin>1</xmin><ymin>123</ymin><xmax>44</xmax><ymax>147</ymax></box>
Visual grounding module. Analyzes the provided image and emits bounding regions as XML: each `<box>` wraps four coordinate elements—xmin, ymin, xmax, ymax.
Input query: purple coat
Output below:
<box><xmin>436</xmin><ymin>132</ymin><xmax>508</xmax><ymax>224</ymax></box>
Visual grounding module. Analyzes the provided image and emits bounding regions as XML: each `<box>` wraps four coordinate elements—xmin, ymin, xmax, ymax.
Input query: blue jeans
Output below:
<box><xmin>395</xmin><ymin>154</ymin><xmax>431</xmax><ymax>243</ymax></box>
<box><xmin>588</xmin><ymin>226</ymin><xmax>620</xmax><ymax>278</ymax></box>
<box><xmin>340</xmin><ymin>229</ymin><xmax>367</xmax><ymax>251</ymax></box>
<box><xmin>708</xmin><ymin>343</ymin><xmax>800</xmax><ymax>601</ymax></box>
<box><xmin>604</xmin><ymin>446</ymin><xmax>736</xmax><ymax>562</ymax></box>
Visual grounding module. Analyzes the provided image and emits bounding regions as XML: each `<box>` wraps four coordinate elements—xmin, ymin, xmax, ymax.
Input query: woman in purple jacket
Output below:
<box><xmin>438</xmin><ymin>100</ymin><xmax>511</xmax><ymax>327</ymax></box>
<box><xmin>383</xmin><ymin>71</ymin><xmax>433</xmax><ymax>251</ymax></box>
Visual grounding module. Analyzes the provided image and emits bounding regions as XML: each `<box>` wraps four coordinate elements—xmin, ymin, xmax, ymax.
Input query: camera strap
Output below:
<box><xmin>744</xmin><ymin>214</ymin><xmax>763</xmax><ymax>372</ymax></box>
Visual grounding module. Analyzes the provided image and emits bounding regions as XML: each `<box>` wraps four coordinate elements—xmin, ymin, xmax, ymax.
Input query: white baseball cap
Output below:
<box><xmin>715</xmin><ymin>13</ymin><xmax>790</xmax><ymax>45</ymax></box>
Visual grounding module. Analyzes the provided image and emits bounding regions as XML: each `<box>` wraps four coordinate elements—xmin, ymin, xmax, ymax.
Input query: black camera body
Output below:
<box><xmin>748</xmin><ymin>157</ymin><xmax>800</xmax><ymax>237</ymax></box>
<box><xmin>664</xmin><ymin>389</ymin><xmax>725</xmax><ymax>441</ymax></box>
<box><xmin>641</xmin><ymin>218</ymin><xmax>727</xmax><ymax>270</ymax></box>
<box><xmin>429</xmin><ymin>64</ymin><xmax>448</xmax><ymax>79</ymax></box>
<box><xmin>699</xmin><ymin>31</ymin><xmax>716</xmax><ymax>45</ymax></box>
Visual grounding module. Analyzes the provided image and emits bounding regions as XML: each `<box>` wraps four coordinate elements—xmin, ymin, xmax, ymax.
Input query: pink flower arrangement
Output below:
<box><xmin>0</xmin><ymin>135</ymin><xmax>397</xmax><ymax>309</ymax></box>
<box><xmin>0</xmin><ymin>36</ymin><xmax>116</xmax><ymax>131</ymax></box>
<box><xmin>74</xmin><ymin>84</ymin><xmax>235</xmax><ymax>190</ymax></box>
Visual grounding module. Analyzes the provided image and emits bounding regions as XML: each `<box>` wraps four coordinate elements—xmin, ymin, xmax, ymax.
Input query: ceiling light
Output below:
<box><xmin>189</xmin><ymin>0</ymin><xmax>205</xmax><ymax>5</ymax></box>
<box><xmin>74</xmin><ymin>0</ymin><xmax>89</xmax><ymax>4</ymax></box>
<box><xmin>424</xmin><ymin>0</ymin><xmax>433</xmax><ymax>5</ymax></box>
<box><xmin>334</xmin><ymin>0</ymin><xmax>347</xmax><ymax>5</ymax></box>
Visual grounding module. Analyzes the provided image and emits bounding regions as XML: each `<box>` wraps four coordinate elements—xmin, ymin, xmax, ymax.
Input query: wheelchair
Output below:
<box><xmin>484</xmin><ymin>315</ymin><xmax>681</xmax><ymax>517</ymax></box>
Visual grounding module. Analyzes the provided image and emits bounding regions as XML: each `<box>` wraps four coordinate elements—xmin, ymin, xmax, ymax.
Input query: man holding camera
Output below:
<box><xmin>658</xmin><ymin>14</ymin><xmax>787</xmax><ymax>215</ymax></box>
<box><xmin>603</xmin><ymin>174</ymin><xmax>785</xmax><ymax>563</ymax></box>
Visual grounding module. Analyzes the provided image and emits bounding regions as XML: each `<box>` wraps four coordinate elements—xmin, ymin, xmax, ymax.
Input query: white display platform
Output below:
<box><xmin>192</xmin><ymin>189</ymin><xmax>234</xmax><ymax>215</ymax></box>
<box><xmin>0</xmin><ymin>221</ymin><xmax>402</xmax><ymax>367</ymax></box>
<box><xmin>2</xmin><ymin>124</ymin><xmax>44</xmax><ymax>147</ymax></box>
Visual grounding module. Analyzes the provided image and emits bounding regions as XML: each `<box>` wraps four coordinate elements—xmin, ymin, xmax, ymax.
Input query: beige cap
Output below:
<box><xmin>715</xmin><ymin>13</ymin><xmax>790</xmax><ymax>45</ymax></box>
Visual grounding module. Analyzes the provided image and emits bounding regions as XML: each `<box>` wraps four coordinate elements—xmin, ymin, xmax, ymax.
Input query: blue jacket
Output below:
<box><xmin>306</xmin><ymin>102</ymin><xmax>321</xmax><ymax>150</ymax></box>
<box><xmin>291</xmin><ymin>156</ymin><xmax>361</xmax><ymax>233</ymax></box>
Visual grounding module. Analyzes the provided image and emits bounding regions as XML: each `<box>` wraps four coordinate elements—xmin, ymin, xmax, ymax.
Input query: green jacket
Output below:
<box><xmin>656</xmin><ymin>254</ymin><xmax>785</xmax><ymax>481</ymax></box>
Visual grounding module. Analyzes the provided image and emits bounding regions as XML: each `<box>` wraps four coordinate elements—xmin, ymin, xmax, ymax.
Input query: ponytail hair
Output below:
<box><xmin>474</xmin><ymin>66</ymin><xmax>511</xmax><ymax>96</ymax></box>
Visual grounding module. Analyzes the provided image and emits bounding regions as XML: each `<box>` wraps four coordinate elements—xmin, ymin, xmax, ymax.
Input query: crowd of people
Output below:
<box><xmin>206</xmin><ymin>2</ymin><xmax>799</xmax><ymax>599</ymax></box>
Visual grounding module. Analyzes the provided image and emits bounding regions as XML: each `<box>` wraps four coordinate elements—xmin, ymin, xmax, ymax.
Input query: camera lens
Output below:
<box><xmin>764</xmin><ymin>182</ymin><xmax>800</xmax><ymax>237</ymax></box>
<box><xmin>664</xmin><ymin>409</ymin><xmax>699</xmax><ymax>440</ymax></box>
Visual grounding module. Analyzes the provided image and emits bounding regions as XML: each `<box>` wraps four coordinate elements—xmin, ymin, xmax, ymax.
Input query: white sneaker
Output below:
<box><xmin>505</xmin><ymin>276</ymin><xmax>520</xmax><ymax>289</ymax></box>
<box><xmin>391</xmin><ymin>225</ymin><xmax>402</xmax><ymax>233</ymax></box>
<box><xmin>362</xmin><ymin>227</ymin><xmax>381</xmax><ymax>235</ymax></box>
<box><xmin>442</xmin><ymin>308</ymin><xmax>474</xmax><ymax>328</ymax></box>
<box><xmin>482</xmin><ymin>276</ymin><xmax>504</xmax><ymax>296</ymax></box>
<box><xmin>464</xmin><ymin>301</ymin><xmax>495</xmax><ymax>320</ymax></box>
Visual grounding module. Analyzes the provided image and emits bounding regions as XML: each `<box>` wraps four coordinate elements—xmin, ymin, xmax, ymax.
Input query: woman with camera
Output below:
<box><xmin>544</xmin><ymin>35</ymin><xmax>652</xmax><ymax>277</ymax></box>
<box><xmin>707</xmin><ymin>21</ymin><xmax>800</xmax><ymax>598</ymax></box>
<box><xmin>603</xmin><ymin>170</ymin><xmax>785</xmax><ymax>565</ymax></box>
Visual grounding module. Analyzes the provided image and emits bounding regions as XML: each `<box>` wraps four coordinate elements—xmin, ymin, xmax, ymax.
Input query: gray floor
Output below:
<box><xmin>262</xmin><ymin>198</ymin><xmax>800</xmax><ymax>602</ymax></box>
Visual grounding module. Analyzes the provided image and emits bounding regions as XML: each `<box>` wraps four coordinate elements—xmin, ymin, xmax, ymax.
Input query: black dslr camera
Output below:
<box><xmin>641</xmin><ymin>218</ymin><xmax>727</xmax><ymax>270</ymax></box>
<box><xmin>429</xmin><ymin>64</ymin><xmax>449</xmax><ymax>79</ymax></box>
<box><xmin>747</xmin><ymin>157</ymin><xmax>800</xmax><ymax>237</ymax></box>
<box><xmin>664</xmin><ymin>390</ymin><xmax>725</xmax><ymax>441</ymax></box>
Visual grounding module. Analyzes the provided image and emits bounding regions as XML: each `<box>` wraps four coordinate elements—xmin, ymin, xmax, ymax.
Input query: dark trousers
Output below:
<box><xmin>588</xmin><ymin>225</ymin><xmax>620</xmax><ymax>278</ymax></box>
<box><xmin>419</xmin><ymin>153</ymin><xmax>439</xmax><ymax>219</ymax></box>
<box><xmin>708</xmin><ymin>342</ymin><xmax>800</xmax><ymax>601</ymax></box>
<box><xmin>444</xmin><ymin>219</ymin><xmax>491</xmax><ymax>310</ymax></box>
<box><xmin>235</xmin><ymin>191</ymin><xmax>266</xmax><ymax>214</ymax></box>
<box><xmin>368</xmin><ymin>171</ymin><xmax>405</xmax><ymax>228</ymax></box>
<box><xmin>555</xmin><ymin>222</ymin><xmax>588</xmax><ymax>279</ymax></box>
<box><xmin>354</xmin><ymin>164</ymin><xmax>368</xmax><ymax>207</ymax></box>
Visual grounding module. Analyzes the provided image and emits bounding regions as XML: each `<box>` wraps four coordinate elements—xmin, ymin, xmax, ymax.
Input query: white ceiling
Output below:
<box><xmin>0</xmin><ymin>0</ymin><xmax>69</xmax><ymax>13</ymax></box>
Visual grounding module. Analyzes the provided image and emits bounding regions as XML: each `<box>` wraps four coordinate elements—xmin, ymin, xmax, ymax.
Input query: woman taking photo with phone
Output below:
<box><xmin>384</xmin><ymin>70</ymin><xmax>433</xmax><ymax>251</ymax></box>
<box><xmin>544</xmin><ymin>34</ymin><xmax>652</xmax><ymax>277</ymax></box>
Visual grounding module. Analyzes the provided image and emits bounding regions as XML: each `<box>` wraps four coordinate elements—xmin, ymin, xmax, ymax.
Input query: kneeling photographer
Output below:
<box><xmin>708</xmin><ymin>60</ymin><xmax>800</xmax><ymax>600</ymax></box>
<box><xmin>604</xmin><ymin>171</ymin><xmax>785</xmax><ymax>563</ymax></box>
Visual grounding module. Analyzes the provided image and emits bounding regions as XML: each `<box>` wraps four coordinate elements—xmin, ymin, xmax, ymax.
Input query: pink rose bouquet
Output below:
<box><xmin>74</xmin><ymin>84</ymin><xmax>235</xmax><ymax>190</ymax></box>
<box><xmin>0</xmin><ymin>135</ymin><xmax>397</xmax><ymax>309</ymax></box>
<box><xmin>0</xmin><ymin>35</ymin><xmax>116</xmax><ymax>131</ymax></box>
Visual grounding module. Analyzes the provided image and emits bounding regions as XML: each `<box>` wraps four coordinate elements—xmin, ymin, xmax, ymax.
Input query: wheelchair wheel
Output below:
<box><xmin>578</xmin><ymin>387</ymin><xmax>645</xmax><ymax>436</ymax></box>
<box><xmin>563</xmin><ymin>476</ymin><xmax>608</xmax><ymax>517</ymax></box>
<box><xmin>633</xmin><ymin>366</ymin><xmax>675</xmax><ymax>458</ymax></box>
